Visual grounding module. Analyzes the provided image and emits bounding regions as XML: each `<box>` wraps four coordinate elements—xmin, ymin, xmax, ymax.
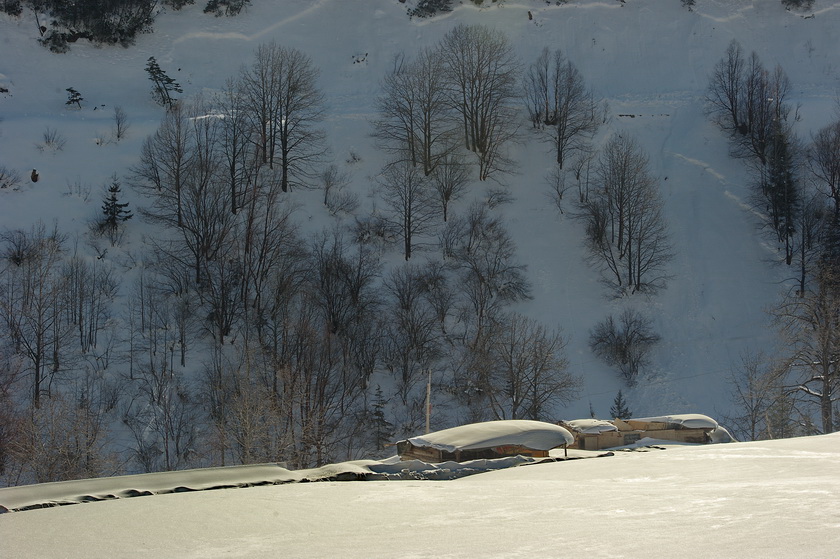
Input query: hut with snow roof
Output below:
<box><xmin>562</xmin><ymin>414</ymin><xmax>731</xmax><ymax>450</ymax></box>
<box><xmin>396</xmin><ymin>419</ymin><xmax>574</xmax><ymax>463</ymax></box>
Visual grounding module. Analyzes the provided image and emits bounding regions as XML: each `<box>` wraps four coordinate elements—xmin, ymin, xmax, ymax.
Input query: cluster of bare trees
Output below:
<box><xmin>706</xmin><ymin>40</ymin><xmax>800</xmax><ymax>264</ymax></box>
<box><xmin>0</xmin><ymin>33</ymin><xmax>594</xmax><ymax>483</ymax></box>
<box><xmin>374</xmin><ymin>24</ymin><xmax>521</xmax><ymax>183</ymax></box>
<box><xmin>708</xmin><ymin>43</ymin><xmax>840</xmax><ymax>436</ymax></box>
<box><xmin>0</xmin><ymin>223</ymin><xmax>122</xmax><ymax>483</ymax></box>
<box><xmin>523</xmin><ymin>47</ymin><xmax>602</xmax><ymax>170</ymax></box>
<box><xmin>577</xmin><ymin>135</ymin><xmax>672</xmax><ymax>294</ymax></box>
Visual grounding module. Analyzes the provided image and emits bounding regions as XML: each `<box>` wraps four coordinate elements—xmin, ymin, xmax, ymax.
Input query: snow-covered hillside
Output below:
<box><xmin>2</xmin><ymin>433</ymin><xmax>839</xmax><ymax>558</ymax></box>
<box><xmin>1</xmin><ymin>0</ymin><xmax>839</xmax><ymax>470</ymax></box>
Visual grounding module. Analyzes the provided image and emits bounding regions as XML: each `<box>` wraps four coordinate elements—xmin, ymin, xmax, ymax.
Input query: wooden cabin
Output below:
<box><xmin>396</xmin><ymin>420</ymin><xmax>574</xmax><ymax>463</ymax></box>
<box><xmin>562</xmin><ymin>414</ymin><xmax>723</xmax><ymax>451</ymax></box>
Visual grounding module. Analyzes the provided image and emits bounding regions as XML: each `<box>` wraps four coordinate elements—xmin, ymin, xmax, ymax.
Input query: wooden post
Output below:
<box><xmin>425</xmin><ymin>369</ymin><xmax>432</xmax><ymax>434</ymax></box>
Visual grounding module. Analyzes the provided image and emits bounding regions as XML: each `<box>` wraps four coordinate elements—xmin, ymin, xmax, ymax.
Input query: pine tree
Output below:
<box><xmin>101</xmin><ymin>178</ymin><xmax>133</xmax><ymax>242</ymax></box>
<box><xmin>764</xmin><ymin>121</ymin><xmax>800</xmax><ymax>265</ymax></box>
<box><xmin>65</xmin><ymin>87</ymin><xmax>83</xmax><ymax>109</ymax></box>
<box><xmin>610</xmin><ymin>390</ymin><xmax>633</xmax><ymax>419</ymax></box>
<box><xmin>370</xmin><ymin>385</ymin><xmax>394</xmax><ymax>453</ymax></box>
<box><xmin>145</xmin><ymin>57</ymin><xmax>183</xmax><ymax>109</ymax></box>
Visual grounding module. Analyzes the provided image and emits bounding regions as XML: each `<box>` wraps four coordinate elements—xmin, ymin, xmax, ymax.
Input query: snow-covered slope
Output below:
<box><xmin>1</xmin><ymin>433</ymin><xmax>839</xmax><ymax>558</ymax></box>
<box><xmin>1</xmin><ymin>0</ymin><xmax>839</xmax><ymax>423</ymax></box>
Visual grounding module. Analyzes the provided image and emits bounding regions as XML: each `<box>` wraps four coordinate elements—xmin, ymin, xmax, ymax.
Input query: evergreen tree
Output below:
<box><xmin>370</xmin><ymin>385</ymin><xmax>394</xmax><ymax>453</ymax></box>
<box><xmin>610</xmin><ymin>390</ymin><xmax>633</xmax><ymax>419</ymax></box>
<box><xmin>101</xmin><ymin>178</ymin><xmax>133</xmax><ymax>242</ymax></box>
<box><xmin>763</xmin><ymin>121</ymin><xmax>800</xmax><ymax>265</ymax></box>
<box><xmin>65</xmin><ymin>87</ymin><xmax>83</xmax><ymax>109</ymax></box>
<box><xmin>145</xmin><ymin>57</ymin><xmax>183</xmax><ymax>109</ymax></box>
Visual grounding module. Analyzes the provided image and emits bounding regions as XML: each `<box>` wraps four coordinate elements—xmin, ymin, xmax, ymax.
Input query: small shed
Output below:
<box><xmin>563</xmin><ymin>414</ymin><xmax>726</xmax><ymax>451</ymax></box>
<box><xmin>396</xmin><ymin>420</ymin><xmax>574</xmax><ymax>463</ymax></box>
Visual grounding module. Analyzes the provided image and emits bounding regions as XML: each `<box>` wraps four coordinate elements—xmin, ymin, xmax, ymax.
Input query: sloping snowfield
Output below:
<box><xmin>2</xmin><ymin>434</ymin><xmax>839</xmax><ymax>558</ymax></box>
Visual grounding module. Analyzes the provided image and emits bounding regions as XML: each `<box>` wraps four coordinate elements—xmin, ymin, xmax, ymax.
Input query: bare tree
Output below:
<box><xmin>320</xmin><ymin>164</ymin><xmax>358</xmax><ymax>216</ymax></box>
<box><xmin>382</xmin><ymin>263</ymin><xmax>442</xmax><ymax>404</ymax></box>
<box><xmin>581</xmin><ymin>135</ymin><xmax>672</xmax><ymax>293</ymax></box>
<box><xmin>440</xmin><ymin>24</ymin><xmax>520</xmax><ymax>181</ymax></box>
<box><xmin>809</xmin><ymin>119</ymin><xmax>840</xmax><ymax>218</ymax></box>
<box><xmin>724</xmin><ymin>351</ymin><xmax>782</xmax><ymax>441</ymax></box>
<box><xmin>707</xmin><ymin>43</ymin><xmax>794</xmax><ymax>168</ymax></box>
<box><xmin>429</xmin><ymin>152</ymin><xmax>471</xmax><ymax>222</ymax></box>
<box><xmin>373</xmin><ymin>48</ymin><xmax>454</xmax><ymax>175</ymax></box>
<box><xmin>112</xmin><ymin>105</ymin><xmax>130</xmax><ymax>141</ymax></box>
<box><xmin>488</xmin><ymin>312</ymin><xmax>580</xmax><ymax>421</ymax></box>
<box><xmin>134</xmin><ymin>97</ymin><xmax>239</xmax><ymax>289</ymax></box>
<box><xmin>378</xmin><ymin>160</ymin><xmax>441</xmax><ymax>260</ymax></box>
<box><xmin>589</xmin><ymin>308</ymin><xmax>660</xmax><ymax>385</ymax></box>
<box><xmin>213</xmin><ymin>78</ymin><xmax>257</xmax><ymax>215</ymax></box>
<box><xmin>773</xmin><ymin>267</ymin><xmax>840</xmax><ymax>433</ymax></box>
<box><xmin>706</xmin><ymin>40</ymin><xmax>746</xmax><ymax>135</ymax></box>
<box><xmin>237</xmin><ymin>41</ymin><xmax>326</xmax><ymax>192</ymax></box>
<box><xmin>443</xmin><ymin>203</ymin><xmax>531</xmax><ymax>343</ymax></box>
<box><xmin>131</xmin><ymin>100</ymin><xmax>191</xmax><ymax>228</ymax></box>
<box><xmin>0</xmin><ymin>223</ymin><xmax>72</xmax><ymax>408</ymax></box>
<box><xmin>524</xmin><ymin>47</ymin><xmax>601</xmax><ymax>169</ymax></box>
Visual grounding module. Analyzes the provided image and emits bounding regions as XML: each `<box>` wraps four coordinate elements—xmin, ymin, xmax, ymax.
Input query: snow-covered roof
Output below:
<box><xmin>564</xmin><ymin>419</ymin><xmax>619</xmax><ymax>434</ymax></box>
<box><xmin>403</xmin><ymin>420</ymin><xmax>573</xmax><ymax>453</ymax></box>
<box><xmin>630</xmin><ymin>414</ymin><xmax>719</xmax><ymax>430</ymax></box>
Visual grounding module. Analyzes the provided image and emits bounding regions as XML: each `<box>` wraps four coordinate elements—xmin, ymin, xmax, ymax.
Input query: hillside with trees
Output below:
<box><xmin>1</xmin><ymin>0</ymin><xmax>838</xmax><ymax>484</ymax></box>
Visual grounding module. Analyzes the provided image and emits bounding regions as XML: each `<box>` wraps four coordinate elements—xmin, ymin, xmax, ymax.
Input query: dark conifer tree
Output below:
<box><xmin>370</xmin><ymin>385</ymin><xmax>394</xmax><ymax>453</ymax></box>
<box><xmin>610</xmin><ymin>390</ymin><xmax>633</xmax><ymax>419</ymax></box>
<box><xmin>145</xmin><ymin>57</ymin><xmax>183</xmax><ymax>109</ymax></box>
<box><xmin>101</xmin><ymin>178</ymin><xmax>133</xmax><ymax>234</ymax></box>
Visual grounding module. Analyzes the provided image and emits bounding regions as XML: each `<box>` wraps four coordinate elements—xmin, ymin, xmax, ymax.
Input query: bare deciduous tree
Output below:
<box><xmin>488</xmin><ymin>312</ymin><xmax>579</xmax><ymax>421</ymax></box>
<box><xmin>581</xmin><ymin>135</ymin><xmax>672</xmax><ymax>293</ymax></box>
<box><xmin>440</xmin><ymin>24</ymin><xmax>520</xmax><ymax>181</ymax></box>
<box><xmin>379</xmin><ymin>160</ymin><xmax>441</xmax><ymax>260</ymax></box>
<box><xmin>443</xmin><ymin>203</ymin><xmax>531</xmax><ymax>342</ymax></box>
<box><xmin>773</xmin><ymin>267</ymin><xmax>840</xmax><ymax>433</ymax></box>
<box><xmin>429</xmin><ymin>152</ymin><xmax>471</xmax><ymax>222</ymax></box>
<box><xmin>809</xmin><ymin>119</ymin><xmax>840</xmax><ymax>218</ymax></box>
<box><xmin>523</xmin><ymin>47</ymin><xmax>601</xmax><ymax>169</ymax></box>
<box><xmin>706</xmin><ymin>39</ymin><xmax>746</xmax><ymax>135</ymax></box>
<box><xmin>382</xmin><ymin>263</ymin><xmax>442</xmax><ymax>404</ymax></box>
<box><xmin>724</xmin><ymin>351</ymin><xmax>782</xmax><ymax>441</ymax></box>
<box><xmin>112</xmin><ymin>105</ymin><xmax>130</xmax><ymax>141</ymax></box>
<box><xmin>589</xmin><ymin>308</ymin><xmax>660</xmax><ymax>385</ymax></box>
<box><xmin>373</xmin><ymin>48</ymin><xmax>454</xmax><ymax>175</ymax></box>
<box><xmin>238</xmin><ymin>42</ymin><xmax>326</xmax><ymax>192</ymax></box>
<box><xmin>0</xmin><ymin>223</ymin><xmax>72</xmax><ymax>408</ymax></box>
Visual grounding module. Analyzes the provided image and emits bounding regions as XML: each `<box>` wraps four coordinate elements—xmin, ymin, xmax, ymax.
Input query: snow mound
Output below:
<box><xmin>404</xmin><ymin>420</ymin><xmax>574</xmax><ymax>453</ymax></box>
<box><xmin>564</xmin><ymin>419</ymin><xmax>619</xmax><ymax>434</ymax></box>
<box><xmin>630</xmin><ymin>414</ymin><xmax>720</xmax><ymax>430</ymax></box>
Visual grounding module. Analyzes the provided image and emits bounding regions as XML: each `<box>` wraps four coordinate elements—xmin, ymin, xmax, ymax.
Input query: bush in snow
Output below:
<box><xmin>0</xmin><ymin>165</ymin><xmax>21</xmax><ymax>190</ymax></box>
<box><xmin>204</xmin><ymin>0</ymin><xmax>250</xmax><ymax>17</ymax></box>
<box><xmin>407</xmin><ymin>0</ymin><xmax>453</xmax><ymax>19</ymax></box>
<box><xmin>782</xmin><ymin>0</ymin><xmax>814</xmax><ymax>11</ymax></box>
<box><xmin>589</xmin><ymin>309</ymin><xmax>660</xmax><ymax>386</ymax></box>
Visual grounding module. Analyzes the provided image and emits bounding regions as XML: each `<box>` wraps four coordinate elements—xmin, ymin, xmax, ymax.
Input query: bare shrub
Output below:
<box><xmin>0</xmin><ymin>165</ymin><xmax>21</xmax><ymax>189</ymax></box>
<box><xmin>38</xmin><ymin>127</ymin><xmax>66</xmax><ymax>152</ymax></box>
<box><xmin>113</xmin><ymin>105</ymin><xmax>130</xmax><ymax>141</ymax></box>
<box><xmin>589</xmin><ymin>308</ymin><xmax>660</xmax><ymax>385</ymax></box>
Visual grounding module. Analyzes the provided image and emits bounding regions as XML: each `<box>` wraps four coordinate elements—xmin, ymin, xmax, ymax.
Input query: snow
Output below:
<box><xmin>629</xmin><ymin>413</ymin><xmax>720</xmax><ymax>430</ymax></box>
<box><xmin>565</xmin><ymin>418</ymin><xmax>619</xmax><ymax>433</ymax></box>
<box><xmin>2</xmin><ymin>434</ymin><xmax>839</xmax><ymax>557</ymax></box>
<box><xmin>403</xmin><ymin>419</ymin><xmax>574</xmax><ymax>452</ymax></box>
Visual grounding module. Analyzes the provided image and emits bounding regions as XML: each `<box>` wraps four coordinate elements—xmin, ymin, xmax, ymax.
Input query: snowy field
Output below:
<box><xmin>2</xmin><ymin>433</ymin><xmax>839</xmax><ymax>558</ymax></box>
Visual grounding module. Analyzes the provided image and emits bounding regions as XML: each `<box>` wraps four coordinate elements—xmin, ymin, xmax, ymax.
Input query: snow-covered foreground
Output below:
<box><xmin>2</xmin><ymin>433</ymin><xmax>839</xmax><ymax>558</ymax></box>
